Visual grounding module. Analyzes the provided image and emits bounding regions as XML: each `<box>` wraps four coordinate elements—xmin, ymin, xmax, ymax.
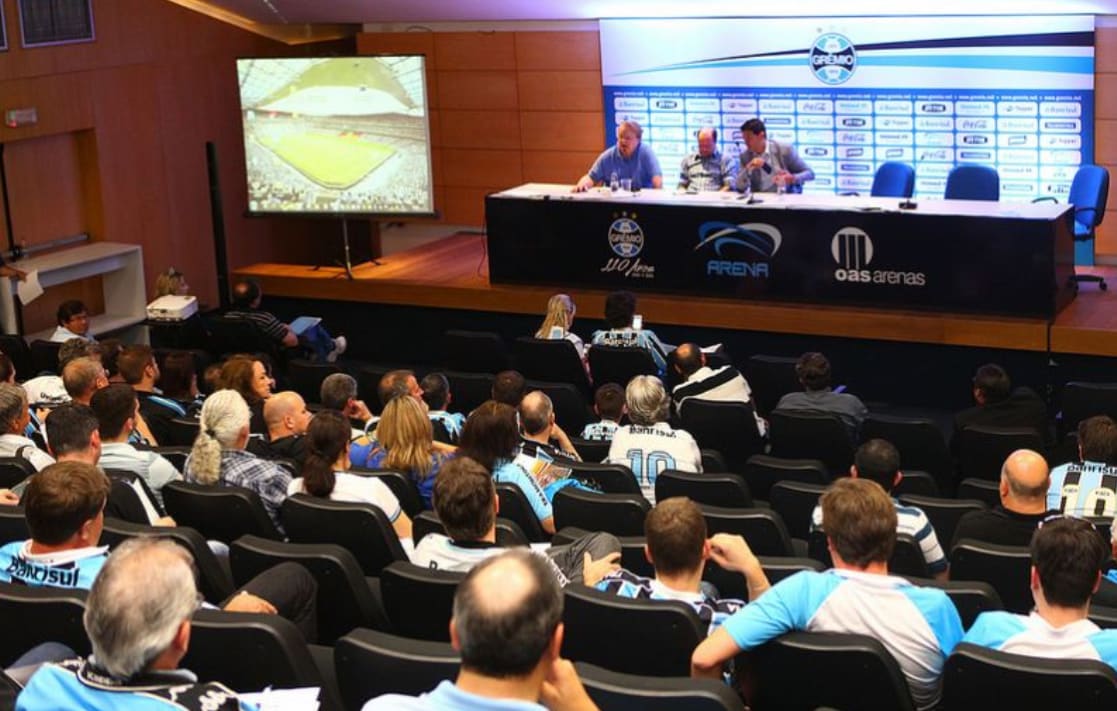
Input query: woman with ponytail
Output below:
<box><xmin>534</xmin><ymin>293</ymin><xmax>590</xmax><ymax>378</ymax></box>
<box><xmin>288</xmin><ymin>411</ymin><xmax>412</xmax><ymax>539</ymax></box>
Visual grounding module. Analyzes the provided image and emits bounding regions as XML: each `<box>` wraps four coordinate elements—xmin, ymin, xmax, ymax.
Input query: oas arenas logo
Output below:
<box><xmin>831</xmin><ymin>227</ymin><xmax>926</xmax><ymax>286</ymax></box>
<box><xmin>602</xmin><ymin>212</ymin><xmax>654</xmax><ymax>279</ymax></box>
<box><xmin>810</xmin><ymin>33</ymin><xmax>856</xmax><ymax>85</ymax></box>
<box><xmin>695</xmin><ymin>222</ymin><xmax>782</xmax><ymax>278</ymax></box>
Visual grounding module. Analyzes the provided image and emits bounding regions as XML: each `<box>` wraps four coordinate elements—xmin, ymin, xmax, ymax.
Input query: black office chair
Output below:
<box><xmin>749</xmin><ymin>632</ymin><xmax>916</xmax><ymax>711</ymax></box>
<box><xmin>287</xmin><ymin>359</ymin><xmax>341</xmax><ymax>405</ymax></box>
<box><xmin>743</xmin><ymin>354</ymin><xmax>800</xmax><ymax>417</ymax></box>
<box><xmin>0</xmin><ymin>583</ymin><xmax>90</xmax><ymax>667</ymax></box>
<box><xmin>527</xmin><ymin>379</ymin><xmax>592</xmax><ymax>434</ymax></box>
<box><xmin>0</xmin><ymin>457</ymin><xmax>35</xmax><ymax>489</ymax></box>
<box><xmin>553</xmin><ymin>488</ymin><xmax>650</xmax><ymax>536</ymax></box>
<box><xmin>577</xmin><ymin>661</ymin><xmax>745</xmax><ymax>711</ymax></box>
<box><xmin>561</xmin><ymin>585</ymin><xmax>705</xmax><ymax>677</ymax></box>
<box><xmin>514</xmin><ymin>337</ymin><xmax>592</xmax><ymax>397</ymax></box>
<box><xmin>701</xmin><ymin>505</ymin><xmax>797</xmax><ymax>557</ymax></box>
<box><xmin>678</xmin><ymin>399</ymin><xmax>765</xmax><ymax>474</ymax></box>
<box><xmin>767</xmin><ymin>481</ymin><xmax>827</xmax><ymax>542</ymax></box>
<box><xmin>862</xmin><ymin>414</ymin><xmax>952</xmax><ymax>493</ymax></box>
<box><xmin>588</xmin><ymin>345</ymin><xmax>657</xmax><ymax>390</ymax></box>
<box><xmin>700</xmin><ymin>449</ymin><xmax>728</xmax><ymax>474</ymax></box>
<box><xmin>443</xmin><ymin>330</ymin><xmax>509</xmax><ymax>374</ymax></box>
<box><xmin>956</xmin><ymin>477</ymin><xmax>1001</xmax><ymax>508</ymax></box>
<box><xmin>898</xmin><ymin>494</ymin><xmax>986</xmax><ymax>552</ymax></box>
<box><xmin>950</xmin><ymin>539</ymin><xmax>1033</xmax><ymax>613</ymax></box>
<box><xmin>944</xmin><ymin>164</ymin><xmax>1000</xmax><ymax>201</ymax></box>
<box><xmin>348</xmin><ymin>468</ymin><xmax>424</xmax><ymax>518</ymax></box>
<box><xmin>164</xmin><ymin>417</ymin><xmax>201</xmax><ymax>447</ymax></box>
<box><xmin>28</xmin><ymin>339</ymin><xmax>62</xmax><ymax>376</ymax></box>
<box><xmin>570</xmin><ymin>437</ymin><xmax>610</xmax><ymax>463</ymax></box>
<box><xmin>380</xmin><ymin>562</ymin><xmax>465</xmax><ymax>642</ymax></box>
<box><xmin>280</xmin><ymin>495</ymin><xmax>408</xmax><ymax>577</ymax></box>
<box><xmin>941</xmin><ymin>642</ymin><xmax>1117</xmax><ymax>707</ymax></box>
<box><xmin>495</xmin><ymin>483</ymin><xmax>549</xmax><ymax>543</ymax></box>
<box><xmin>566</xmin><ymin>461</ymin><xmax>641</xmax><ymax>495</ymax></box>
<box><xmin>902</xmin><ymin>576</ymin><xmax>1002</xmax><ymax>629</ymax></box>
<box><xmin>892</xmin><ymin>470</ymin><xmax>939</xmax><ymax>497</ymax></box>
<box><xmin>334</xmin><ymin>628</ymin><xmax>459</xmax><ymax>710</ymax></box>
<box><xmin>0</xmin><ymin>506</ymin><xmax>27</xmax><ymax>546</ymax></box>
<box><xmin>742</xmin><ymin>454</ymin><xmax>829</xmax><ymax>501</ymax></box>
<box><xmin>768</xmin><ymin>410</ymin><xmax>855</xmax><ymax>477</ymax></box>
<box><xmin>443</xmin><ymin>370</ymin><xmax>495</xmax><ymax>418</ymax></box>
<box><xmin>162</xmin><ymin>481</ymin><xmax>282</xmax><ymax>542</ymax></box>
<box><xmin>957</xmin><ymin>426</ymin><xmax>1046</xmax><ymax>481</ymax></box>
<box><xmin>0</xmin><ymin>334</ymin><xmax>32</xmax><ymax>379</ymax></box>
<box><xmin>655</xmin><ymin>469</ymin><xmax>753</xmax><ymax>508</ymax></box>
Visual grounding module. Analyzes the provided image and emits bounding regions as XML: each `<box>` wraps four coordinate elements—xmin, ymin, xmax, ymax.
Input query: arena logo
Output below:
<box><xmin>810</xmin><ymin>33</ymin><xmax>857</xmax><ymax>85</ymax></box>
<box><xmin>602</xmin><ymin>212</ymin><xmax>654</xmax><ymax>279</ymax></box>
<box><xmin>695</xmin><ymin>222</ymin><xmax>782</xmax><ymax>278</ymax></box>
<box><xmin>831</xmin><ymin>227</ymin><xmax>926</xmax><ymax>286</ymax></box>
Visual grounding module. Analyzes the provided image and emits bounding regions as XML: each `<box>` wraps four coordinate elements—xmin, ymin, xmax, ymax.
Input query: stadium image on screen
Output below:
<box><xmin>236</xmin><ymin>56</ymin><xmax>434</xmax><ymax>216</ymax></box>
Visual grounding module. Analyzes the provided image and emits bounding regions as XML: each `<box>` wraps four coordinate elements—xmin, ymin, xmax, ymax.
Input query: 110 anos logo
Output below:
<box><xmin>602</xmin><ymin>212</ymin><xmax>655</xmax><ymax>279</ymax></box>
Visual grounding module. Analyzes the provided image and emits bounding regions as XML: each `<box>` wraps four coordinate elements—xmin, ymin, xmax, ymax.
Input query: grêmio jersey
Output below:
<box><xmin>605</xmin><ymin>422</ymin><xmax>702</xmax><ymax>502</ymax></box>
<box><xmin>0</xmin><ymin>540</ymin><xmax>107</xmax><ymax>589</ymax></box>
<box><xmin>1046</xmin><ymin>461</ymin><xmax>1117</xmax><ymax>518</ymax></box>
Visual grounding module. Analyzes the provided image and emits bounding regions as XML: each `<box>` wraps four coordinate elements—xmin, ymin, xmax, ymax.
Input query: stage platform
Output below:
<box><xmin>235</xmin><ymin>234</ymin><xmax>1117</xmax><ymax>358</ymax></box>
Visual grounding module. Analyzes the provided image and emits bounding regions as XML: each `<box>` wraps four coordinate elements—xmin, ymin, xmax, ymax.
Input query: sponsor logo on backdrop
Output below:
<box><xmin>695</xmin><ymin>222</ymin><xmax>782</xmax><ymax>278</ymax></box>
<box><xmin>602</xmin><ymin>212</ymin><xmax>654</xmax><ymax>279</ymax></box>
<box><xmin>810</xmin><ymin>33</ymin><xmax>857</xmax><ymax>85</ymax></box>
<box><xmin>831</xmin><ymin>227</ymin><xmax>926</xmax><ymax>286</ymax></box>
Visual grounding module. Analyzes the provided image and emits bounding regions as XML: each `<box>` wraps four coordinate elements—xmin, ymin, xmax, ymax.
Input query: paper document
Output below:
<box><xmin>239</xmin><ymin>687</ymin><xmax>320</xmax><ymax>711</ymax></box>
<box><xmin>287</xmin><ymin>316</ymin><xmax>321</xmax><ymax>336</ymax></box>
<box><xmin>17</xmin><ymin>270</ymin><xmax>43</xmax><ymax>305</ymax></box>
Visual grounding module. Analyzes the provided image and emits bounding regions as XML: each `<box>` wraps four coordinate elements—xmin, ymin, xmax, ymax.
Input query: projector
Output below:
<box><xmin>146</xmin><ymin>295</ymin><xmax>198</xmax><ymax>322</ymax></box>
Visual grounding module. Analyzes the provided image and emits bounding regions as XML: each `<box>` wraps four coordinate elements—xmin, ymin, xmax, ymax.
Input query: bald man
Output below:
<box><xmin>951</xmin><ymin>449</ymin><xmax>1059</xmax><ymax>549</ymax></box>
<box><xmin>363</xmin><ymin>550</ymin><xmax>600</xmax><ymax>711</ymax></box>
<box><xmin>247</xmin><ymin>391</ymin><xmax>311</xmax><ymax>466</ymax></box>
<box><xmin>519</xmin><ymin>390</ymin><xmax>581</xmax><ymax>463</ymax></box>
<box><xmin>62</xmin><ymin>357</ymin><xmax>109</xmax><ymax>406</ymax></box>
<box><xmin>678</xmin><ymin>127</ymin><xmax>737</xmax><ymax>192</ymax></box>
<box><xmin>671</xmin><ymin>343</ymin><xmax>765</xmax><ymax>436</ymax></box>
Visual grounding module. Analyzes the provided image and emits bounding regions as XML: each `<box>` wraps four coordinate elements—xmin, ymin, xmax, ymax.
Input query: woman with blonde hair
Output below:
<box><xmin>350</xmin><ymin>394</ymin><xmax>452</xmax><ymax>509</ymax></box>
<box><xmin>535</xmin><ymin>293</ymin><xmax>589</xmax><ymax>376</ymax></box>
<box><xmin>185</xmin><ymin>389</ymin><xmax>291</xmax><ymax>531</ymax></box>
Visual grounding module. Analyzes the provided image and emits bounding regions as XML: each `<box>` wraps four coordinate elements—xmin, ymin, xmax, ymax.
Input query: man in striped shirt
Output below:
<box><xmin>227</xmin><ymin>279</ymin><xmax>345</xmax><ymax>362</ymax></box>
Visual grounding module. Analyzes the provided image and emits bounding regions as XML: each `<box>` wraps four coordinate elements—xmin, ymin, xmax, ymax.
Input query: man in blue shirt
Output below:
<box><xmin>1047</xmin><ymin>415</ymin><xmax>1117</xmax><ymax>518</ymax></box>
<box><xmin>574</xmin><ymin>120</ymin><xmax>662</xmax><ymax>192</ymax></box>
<box><xmin>692</xmin><ymin>478</ymin><xmax>963</xmax><ymax>710</ymax></box>
<box><xmin>963</xmin><ymin>517</ymin><xmax>1117</xmax><ymax>670</ymax></box>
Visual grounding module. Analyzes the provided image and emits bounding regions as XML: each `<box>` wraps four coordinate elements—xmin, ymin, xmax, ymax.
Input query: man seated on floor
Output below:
<box><xmin>773</xmin><ymin>351</ymin><xmax>867</xmax><ymax>440</ymax></box>
<box><xmin>963</xmin><ymin>516</ymin><xmax>1117</xmax><ymax>670</ymax></box>
<box><xmin>227</xmin><ymin>278</ymin><xmax>345</xmax><ymax>363</ymax></box>
<box><xmin>671</xmin><ymin>342</ymin><xmax>765</xmax><ymax>436</ymax></box>
<box><xmin>363</xmin><ymin>549</ymin><xmax>601</xmax><ymax>711</ymax></box>
<box><xmin>61</xmin><ymin>356</ymin><xmax>108</xmax><ymax>407</ymax></box>
<box><xmin>811</xmin><ymin>439</ymin><xmax>948</xmax><ymax>580</ymax></box>
<box><xmin>951</xmin><ymin>449</ymin><xmax>1059</xmax><ymax>550</ymax></box>
<box><xmin>246</xmin><ymin>391</ymin><xmax>311</xmax><ymax>466</ymax></box>
<box><xmin>691</xmin><ymin>477</ymin><xmax>963</xmax><ymax>710</ymax></box>
<box><xmin>116</xmin><ymin>344</ymin><xmax>186</xmax><ymax>446</ymax></box>
<box><xmin>594</xmin><ymin>497</ymin><xmax>769</xmax><ymax>635</ymax></box>
<box><xmin>412</xmin><ymin>456</ymin><xmax>620</xmax><ymax>585</ymax></box>
<box><xmin>91</xmin><ymin>384</ymin><xmax>182</xmax><ymax>510</ymax></box>
<box><xmin>519</xmin><ymin>390</ymin><xmax>581</xmax><ymax>462</ymax></box>
<box><xmin>1047</xmin><ymin>415</ymin><xmax>1117</xmax><ymax>518</ymax></box>
<box><xmin>0</xmin><ymin>460</ymin><xmax>318</xmax><ymax>640</ymax></box>
<box><xmin>580</xmin><ymin>383</ymin><xmax>625</xmax><ymax>442</ymax></box>
<box><xmin>952</xmin><ymin>363</ymin><xmax>1052</xmax><ymax>456</ymax></box>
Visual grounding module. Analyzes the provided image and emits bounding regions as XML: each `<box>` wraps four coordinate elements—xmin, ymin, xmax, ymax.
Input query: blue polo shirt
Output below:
<box><xmin>587</xmin><ymin>143</ymin><xmax>662</xmax><ymax>188</ymax></box>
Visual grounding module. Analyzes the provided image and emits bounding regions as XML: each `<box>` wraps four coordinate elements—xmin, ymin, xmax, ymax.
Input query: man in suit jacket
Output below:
<box><xmin>735</xmin><ymin>118</ymin><xmax>815</xmax><ymax>194</ymax></box>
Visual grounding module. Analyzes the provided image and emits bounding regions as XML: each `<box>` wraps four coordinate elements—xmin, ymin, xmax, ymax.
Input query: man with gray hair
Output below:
<box><xmin>16</xmin><ymin>538</ymin><xmax>246</xmax><ymax>709</ymax></box>
<box><xmin>606</xmin><ymin>375</ymin><xmax>701</xmax><ymax>501</ymax></box>
<box><xmin>678</xmin><ymin>126</ymin><xmax>736</xmax><ymax>192</ymax></box>
<box><xmin>0</xmin><ymin>383</ymin><xmax>54</xmax><ymax>471</ymax></box>
<box><xmin>62</xmin><ymin>356</ymin><xmax>109</xmax><ymax>406</ymax></box>
<box><xmin>320</xmin><ymin>372</ymin><xmax>374</xmax><ymax>426</ymax></box>
<box><xmin>574</xmin><ymin>119</ymin><xmax>663</xmax><ymax>192</ymax></box>
<box><xmin>519</xmin><ymin>390</ymin><xmax>581</xmax><ymax>462</ymax></box>
<box><xmin>23</xmin><ymin>337</ymin><xmax>101</xmax><ymax>407</ymax></box>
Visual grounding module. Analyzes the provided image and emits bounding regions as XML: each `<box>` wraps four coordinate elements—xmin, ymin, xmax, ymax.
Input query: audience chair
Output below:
<box><xmin>162</xmin><ymin>481</ymin><xmax>282</xmax><ymax>542</ymax></box>
<box><xmin>164</xmin><ymin>417</ymin><xmax>201</xmax><ymax>447</ymax></box>
<box><xmin>576</xmin><ymin>661</ymin><xmax>745</xmax><ymax>711</ymax></box>
<box><xmin>0</xmin><ymin>506</ymin><xmax>27</xmax><ymax>546</ymax></box>
<box><xmin>280</xmin><ymin>495</ymin><xmax>409</xmax><ymax>577</ymax></box>
<box><xmin>1089</xmin><ymin>604</ymin><xmax>1117</xmax><ymax>629</ymax></box>
<box><xmin>903</xmin><ymin>576</ymin><xmax>1003</xmax><ymax>629</ymax></box>
<box><xmin>704</xmin><ymin>555</ymin><xmax>824</xmax><ymax>603</ymax></box>
<box><xmin>749</xmin><ymin>632</ymin><xmax>917</xmax><ymax>711</ymax></box>
<box><xmin>287</xmin><ymin>359</ymin><xmax>342</xmax><ymax>405</ymax></box>
<box><xmin>28</xmin><ymin>339</ymin><xmax>61</xmax><ymax>377</ymax></box>
<box><xmin>768</xmin><ymin>410</ymin><xmax>855</xmax><ymax>477</ymax></box>
<box><xmin>561</xmin><ymin>585</ymin><xmax>705</xmax><ymax>677</ymax></box>
<box><xmin>153</xmin><ymin>446</ymin><xmax>191</xmax><ymax>473</ymax></box>
<box><xmin>553</xmin><ymin>488</ymin><xmax>650</xmax><ymax>537</ymax></box>
<box><xmin>412</xmin><ymin>510</ymin><xmax>529</xmax><ymax>549</ymax></box>
<box><xmin>742</xmin><ymin>454</ymin><xmax>829</xmax><ymax>501</ymax></box>
<box><xmin>334</xmin><ymin>628</ymin><xmax>459</xmax><ymax>711</ymax></box>
<box><xmin>514</xmin><ymin>337</ymin><xmax>592</xmax><ymax>397</ymax></box>
<box><xmin>941</xmin><ymin>642</ymin><xmax>1117</xmax><ymax>707</ymax></box>
<box><xmin>950</xmin><ymin>539</ymin><xmax>1033</xmax><ymax>614</ymax></box>
<box><xmin>743</xmin><ymin>354</ymin><xmax>799</xmax><ymax>416</ymax></box>
<box><xmin>100</xmin><ymin>518</ymin><xmax>235</xmax><ymax>604</ymax></box>
<box><xmin>0</xmin><ymin>335</ymin><xmax>32</xmax><ymax>379</ymax></box>
<box><xmin>356</xmin><ymin>364</ymin><xmax>392</xmax><ymax>412</ymax></box>
<box><xmin>957</xmin><ymin>425</ymin><xmax>1046</xmax><ymax>482</ymax></box>
<box><xmin>700</xmin><ymin>449</ymin><xmax>728</xmax><ymax>473</ymax></box>
<box><xmin>410</xmin><ymin>510</ymin><xmax>444</xmax><ymax>545</ymax></box>
<box><xmin>861</xmin><ymin>414</ymin><xmax>952</xmax><ymax>492</ymax></box>
<box><xmin>678</xmin><ymin>399</ymin><xmax>765</xmax><ymax>474</ymax></box>
<box><xmin>103</xmin><ymin>468</ymin><xmax>165</xmax><ymax>523</ymax></box>
<box><xmin>442</xmin><ymin>370</ymin><xmax>495</xmax><ymax>416</ymax></box>
<box><xmin>757</xmin><ymin>556</ymin><xmax>826</xmax><ymax>585</ymax></box>
<box><xmin>655</xmin><ymin>469</ymin><xmax>753</xmax><ymax>508</ymax></box>
<box><xmin>0</xmin><ymin>457</ymin><xmax>35</xmax><ymax>489</ymax></box>
<box><xmin>701</xmin><ymin>505</ymin><xmax>798</xmax><ymax>557</ymax></box>
<box><xmin>379</xmin><ymin>562</ymin><xmax>464</xmax><ymax>642</ymax></box>
<box><xmin>956</xmin><ymin>477</ymin><xmax>1001</xmax><ymax>508</ymax></box>
<box><xmin>767</xmin><ymin>480</ymin><xmax>827</xmax><ymax>542</ymax></box>
<box><xmin>566</xmin><ymin>461</ymin><xmax>642</xmax><ymax>495</ymax></box>
<box><xmin>892</xmin><ymin>469</ymin><xmax>939</xmax><ymax>497</ymax></box>
<box><xmin>526</xmin><ymin>379</ymin><xmax>592</xmax><ymax>434</ymax></box>
<box><xmin>494</xmin><ymin>483</ymin><xmax>550</xmax><ymax>543</ymax></box>
<box><xmin>442</xmin><ymin>330</ymin><xmax>509</xmax><ymax>374</ymax></box>
<box><xmin>570</xmin><ymin>437</ymin><xmax>610</xmax><ymax>463</ymax></box>
<box><xmin>0</xmin><ymin>583</ymin><xmax>90</xmax><ymax>667</ymax></box>
<box><xmin>944</xmin><ymin>164</ymin><xmax>1000</xmax><ymax>201</ymax></box>
<box><xmin>1061</xmin><ymin>381</ymin><xmax>1117</xmax><ymax>433</ymax></box>
<box><xmin>207</xmin><ymin>316</ymin><xmax>284</xmax><ymax>364</ymax></box>
<box><xmin>230</xmin><ymin>535</ymin><xmax>384</xmax><ymax>644</ymax></box>
<box><xmin>587</xmin><ymin>345</ymin><xmax>657</xmax><ymax>391</ymax></box>
<box><xmin>808</xmin><ymin>531</ymin><xmax>927</xmax><ymax>577</ymax></box>
<box><xmin>869</xmin><ymin>161</ymin><xmax>916</xmax><ymax>198</ymax></box>
<box><xmin>1051</xmin><ymin>164</ymin><xmax>1110</xmax><ymax>289</ymax></box>
<box><xmin>898</xmin><ymin>493</ymin><xmax>986</xmax><ymax>550</ymax></box>
<box><xmin>348</xmin><ymin>468</ymin><xmax>423</xmax><ymax>518</ymax></box>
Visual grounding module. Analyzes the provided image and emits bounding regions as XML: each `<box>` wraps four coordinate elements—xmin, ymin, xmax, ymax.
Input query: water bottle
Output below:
<box><xmin>609</xmin><ymin>171</ymin><xmax>619</xmax><ymax>192</ymax></box>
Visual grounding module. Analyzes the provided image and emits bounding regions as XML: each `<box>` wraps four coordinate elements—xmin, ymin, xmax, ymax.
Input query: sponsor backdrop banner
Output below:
<box><xmin>600</xmin><ymin>16</ymin><xmax>1094</xmax><ymax>201</ymax></box>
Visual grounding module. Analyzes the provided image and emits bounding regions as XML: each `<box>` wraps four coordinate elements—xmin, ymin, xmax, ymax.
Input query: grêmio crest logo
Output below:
<box><xmin>602</xmin><ymin>212</ymin><xmax>654</xmax><ymax>279</ymax></box>
<box><xmin>695</xmin><ymin>222</ymin><xmax>782</xmax><ymax>278</ymax></box>
<box><xmin>810</xmin><ymin>33</ymin><xmax>856</xmax><ymax>85</ymax></box>
<box><xmin>831</xmin><ymin>227</ymin><xmax>926</xmax><ymax>286</ymax></box>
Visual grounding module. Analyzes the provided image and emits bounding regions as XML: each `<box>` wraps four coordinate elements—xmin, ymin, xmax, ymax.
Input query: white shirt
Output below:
<box><xmin>288</xmin><ymin>471</ymin><xmax>402</xmax><ymax>521</ymax></box>
<box><xmin>606</xmin><ymin>422</ymin><xmax>702</xmax><ymax>502</ymax></box>
<box><xmin>22</xmin><ymin>376</ymin><xmax>69</xmax><ymax>406</ymax></box>
<box><xmin>0</xmin><ymin>433</ymin><xmax>55</xmax><ymax>471</ymax></box>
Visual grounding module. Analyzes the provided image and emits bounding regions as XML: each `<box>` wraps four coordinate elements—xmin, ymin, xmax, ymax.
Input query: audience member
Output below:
<box><xmin>774</xmin><ymin>351</ymin><xmax>867</xmax><ymax>439</ymax></box>
<box><xmin>23</xmin><ymin>338</ymin><xmax>100</xmax><ymax>407</ymax></box>
<box><xmin>951</xmin><ymin>449</ymin><xmax>1058</xmax><ymax>550</ymax></box>
<box><xmin>0</xmin><ymin>383</ymin><xmax>54</xmax><ymax>471</ymax></box>
<box><xmin>377</xmin><ymin>369</ymin><xmax>423</xmax><ymax>409</ymax></box>
<box><xmin>574</xmin><ymin>118</ymin><xmax>662</xmax><ymax>192</ymax></box>
<box><xmin>952</xmin><ymin>363</ymin><xmax>1052</xmax><ymax>453</ymax></box>
<box><xmin>362</xmin><ymin>550</ymin><xmax>601</xmax><ymax>711</ymax></box>
<box><xmin>678</xmin><ymin>126</ymin><xmax>737</xmax><ymax>192</ymax></box>
<box><xmin>91</xmin><ymin>384</ymin><xmax>182</xmax><ymax>509</ymax></box>
<box><xmin>99</xmin><ymin>338</ymin><xmax>124</xmax><ymax>383</ymax></box>
<box><xmin>320</xmin><ymin>372</ymin><xmax>374</xmax><ymax>432</ymax></box>
<box><xmin>61</xmin><ymin>356</ymin><xmax>108</xmax><ymax>406</ymax></box>
<box><xmin>288</xmin><ymin>411</ymin><xmax>411</xmax><ymax>539</ymax></box>
<box><xmin>691</xmin><ymin>477</ymin><xmax>962</xmax><ymax>709</ymax></box>
<box><xmin>963</xmin><ymin>517</ymin><xmax>1117</xmax><ymax>670</ymax></box>
<box><xmin>606</xmin><ymin>376</ymin><xmax>701</xmax><ymax>501</ymax></box>
<box><xmin>460</xmin><ymin>401</ymin><xmax>555</xmax><ymax>534</ymax></box>
<box><xmin>519</xmin><ymin>391</ymin><xmax>580</xmax><ymax>462</ymax></box>
<box><xmin>118</xmin><ymin>345</ymin><xmax>186</xmax><ymax>445</ymax></box>
<box><xmin>1047</xmin><ymin>415</ymin><xmax>1117</xmax><ymax>518</ymax></box>
<box><xmin>535</xmin><ymin>294</ymin><xmax>590</xmax><ymax>376</ymax></box>
<box><xmin>671</xmin><ymin>342</ymin><xmax>765</xmax><ymax>436</ymax></box>
<box><xmin>153</xmin><ymin>267</ymin><xmax>191</xmax><ymax>298</ymax></box>
<box><xmin>594</xmin><ymin>497</ymin><xmax>767</xmax><ymax>635</ymax></box>
<box><xmin>491</xmin><ymin>370</ymin><xmax>526</xmax><ymax>407</ymax></box>
<box><xmin>580</xmin><ymin>383</ymin><xmax>625</xmax><ymax>442</ymax></box>
<box><xmin>0</xmin><ymin>353</ymin><xmax>14</xmax><ymax>384</ymax></box>
<box><xmin>184</xmin><ymin>390</ymin><xmax>292</xmax><ymax>531</ymax></box>
<box><xmin>421</xmin><ymin>372</ymin><xmax>465</xmax><ymax>443</ymax></box>
<box><xmin>157</xmin><ymin>350</ymin><xmax>204</xmax><ymax>413</ymax></box>
<box><xmin>50</xmin><ymin>300</ymin><xmax>94</xmax><ymax>343</ymax></box>
<box><xmin>810</xmin><ymin>439</ymin><xmax>947</xmax><ymax>579</ymax></box>
<box><xmin>246</xmin><ymin>391</ymin><xmax>311</xmax><ymax>466</ymax></box>
<box><xmin>227</xmin><ymin>278</ymin><xmax>345</xmax><ymax>362</ymax></box>
<box><xmin>219</xmin><ymin>356</ymin><xmax>272</xmax><ymax>437</ymax></box>
<box><xmin>590</xmin><ymin>291</ymin><xmax>670</xmax><ymax>376</ymax></box>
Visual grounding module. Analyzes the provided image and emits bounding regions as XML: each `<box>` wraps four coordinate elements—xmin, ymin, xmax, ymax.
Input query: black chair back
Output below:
<box><xmin>412</xmin><ymin>510</ymin><xmax>528</xmax><ymax>548</ymax></box>
<box><xmin>655</xmin><ymin>469</ymin><xmax>753</xmax><ymax>508</ymax></box>
<box><xmin>1061</xmin><ymin>381</ymin><xmax>1117</xmax><ymax>433</ymax></box>
<box><xmin>165</xmin><ymin>417</ymin><xmax>201</xmax><ymax>447</ymax></box>
<box><xmin>514</xmin><ymin>337</ymin><xmax>592</xmax><ymax>397</ymax></box>
<box><xmin>0</xmin><ymin>506</ymin><xmax>27</xmax><ymax>545</ymax></box>
<box><xmin>769</xmin><ymin>410</ymin><xmax>855</xmax><ymax>476</ymax></box>
<box><xmin>862</xmin><ymin>414</ymin><xmax>952</xmax><ymax>492</ymax></box>
<box><xmin>768</xmin><ymin>481</ymin><xmax>826</xmax><ymax>541</ymax></box>
<box><xmin>902</xmin><ymin>576</ymin><xmax>1003</xmax><ymax>629</ymax></box>
<box><xmin>349</xmin><ymin>469</ymin><xmax>424</xmax><ymax>517</ymax></box>
<box><xmin>280</xmin><ymin>495</ymin><xmax>408</xmax><ymax>576</ymax></box>
<box><xmin>678</xmin><ymin>399</ymin><xmax>765</xmax><ymax>474</ymax></box>
<box><xmin>957</xmin><ymin>477</ymin><xmax>1002</xmax><ymax>508</ymax></box>
<box><xmin>335</xmin><ymin>628</ymin><xmax>459</xmax><ymax>711</ymax></box>
<box><xmin>287</xmin><ymin>359</ymin><xmax>341</xmax><ymax>404</ymax></box>
<box><xmin>893</xmin><ymin>470</ymin><xmax>939</xmax><ymax>497</ymax></box>
<box><xmin>100</xmin><ymin>518</ymin><xmax>235</xmax><ymax>603</ymax></box>
<box><xmin>0</xmin><ymin>457</ymin><xmax>35</xmax><ymax>489</ymax></box>
<box><xmin>553</xmin><ymin>488</ymin><xmax>650</xmax><ymax>536</ymax></box>
<box><xmin>443</xmin><ymin>370</ymin><xmax>496</xmax><ymax>417</ymax></box>
<box><xmin>701</xmin><ymin>449</ymin><xmax>728</xmax><ymax>473</ymax></box>
<box><xmin>162</xmin><ymin>481</ymin><xmax>282</xmax><ymax>542</ymax></box>
<box><xmin>576</xmin><ymin>661</ymin><xmax>745</xmax><ymax>711</ymax></box>
<box><xmin>570</xmin><ymin>437</ymin><xmax>610</xmax><ymax>463</ymax></box>
<box><xmin>0</xmin><ymin>583</ymin><xmax>89</xmax><ymax>667</ymax></box>
<box><xmin>380</xmin><ymin>562</ymin><xmax>464</xmax><ymax>642</ymax></box>
<box><xmin>742</xmin><ymin>454</ymin><xmax>829</xmax><ymax>501</ymax></box>
<box><xmin>808</xmin><ymin>531</ymin><xmax>927</xmax><ymax>577</ymax></box>
<box><xmin>898</xmin><ymin>494</ymin><xmax>986</xmax><ymax>553</ymax></box>
<box><xmin>566</xmin><ymin>461</ymin><xmax>641</xmax><ymax>495</ymax></box>
<box><xmin>958</xmin><ymin>426</ymin><xmax>1045</xmax><ymax>481</ymax></box>
<box><xmin>207</xmin><ymin>316</ymin><xmax>283</xmax><ymax>363</ymax></box>
<box><xmin>0</xmin><ymin>335</ymin><xmax>32</xmax><ymax>378</ymax></box>
<box><xmin>950</xmin><ymin>539</ymin><xmax>1033</xmax><ymax>613</ymax></box>
<box><xmin>443</xmin><ymin>330</ymin><xmax>509</xmax><ymax>374</ymax></box>
<box><xmin>154</xmin><ymin>446</ymin><xmax>191</xmax><ymax>473</ymax></box>
<box><xmin>495</xmin><ymin>483</ymin><xmax>549</xmax><ymax>542</ymax></box>
<box><xmin>701</xmin><ymin>505</ymin><xmax>795</xmax><ymax>556</ymax></box>
<box><xmin>526</xmin><ymin>379</ymin><xmax>592</xmax><ymax>434</ymax></box>
<box><xmin>28</xmin><ymin>339</ymin><xmax>61</xmax><ymax>376</ymax></box>
<box><xmin>743</xmin><ymin>355</ymin><xmax>799</xmax><ymax>416</ymax></box>
<box><xmin>588</xmin><ymin>345</ymin><xmax>657</xmax><ymax>390</ymax></box>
